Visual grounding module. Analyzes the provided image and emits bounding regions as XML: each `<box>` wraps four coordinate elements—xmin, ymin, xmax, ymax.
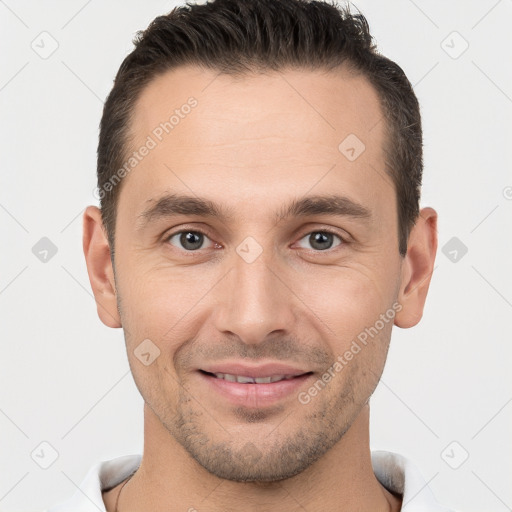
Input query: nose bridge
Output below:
<box><xmin>214</xmin><ymin>238</ymin><xmax>294</xmax><ymax>343</ymax></box>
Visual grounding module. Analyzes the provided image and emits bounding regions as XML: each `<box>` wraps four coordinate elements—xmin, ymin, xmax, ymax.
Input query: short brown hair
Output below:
<box><xmin>97</xmin><ymin>0</ymin><xmax>422</xmax><ymax>260</ymax></box>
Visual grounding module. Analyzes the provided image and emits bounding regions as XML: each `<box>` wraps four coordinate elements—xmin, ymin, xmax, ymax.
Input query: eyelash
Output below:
<box><xmin>163</xmin><ymin>226</ymin><xmax>348</xmax><ymax>254</ymax></box>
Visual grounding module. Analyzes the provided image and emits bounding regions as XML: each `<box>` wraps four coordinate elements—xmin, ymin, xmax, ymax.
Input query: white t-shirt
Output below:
<box><xmin>46</xmin><ymin>450</ymin><xmax>456</xmax><ymax>511</ymax></box>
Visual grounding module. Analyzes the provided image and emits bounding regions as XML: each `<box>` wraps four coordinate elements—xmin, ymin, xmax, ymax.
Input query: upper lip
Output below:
<box><xmin>199</xmin><ymin>362</ymin><xmax>310</xmax><ymax>378</ymax></box>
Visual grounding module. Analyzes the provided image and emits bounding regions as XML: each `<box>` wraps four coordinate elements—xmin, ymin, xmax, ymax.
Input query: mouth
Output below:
<box><xmin>196</xmin><ymin>364</ymin><xmax>314</xmax><ymax>407</ymax></box>
<box><xmin>200</xmin><ymin>370</ymin><xmax>305</xmax><ymax>384</ymax></box>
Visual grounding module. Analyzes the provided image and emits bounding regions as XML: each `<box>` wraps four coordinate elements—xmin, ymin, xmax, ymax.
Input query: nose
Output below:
<box><xmin>212</xmin><ymin>245</ymin><xmax>297</xmax><ymax>345</ymax></box>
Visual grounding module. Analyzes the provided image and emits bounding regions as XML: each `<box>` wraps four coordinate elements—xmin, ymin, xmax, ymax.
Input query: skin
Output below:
<box><xmin>83</xmin><ymin>64</ymin><xmax>438</xmax><ymax>511</ymax></box>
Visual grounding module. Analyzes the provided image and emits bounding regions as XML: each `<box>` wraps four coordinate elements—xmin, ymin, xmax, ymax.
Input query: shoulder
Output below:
<box><xmin>371</xmin><ymin>450</ymin><xmax>458</xmax><ymax>512</ymax></box>
<box><xmin>45</xmin><ymin>454</ymin><xmax>141</xmax><ymax>512</ymax></box>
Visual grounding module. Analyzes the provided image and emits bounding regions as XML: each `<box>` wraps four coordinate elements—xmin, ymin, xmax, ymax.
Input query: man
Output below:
<box><xmin>48</xmin><ymin>0</ymin><xmax>454</xmax><ymax>510</ymax></box>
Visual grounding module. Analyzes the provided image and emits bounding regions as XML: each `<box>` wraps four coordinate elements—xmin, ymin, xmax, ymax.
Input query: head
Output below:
<box><xmin>84</xmin><ymin>0</ymin><xmax>437</xmax><ymax>482</ymax></box>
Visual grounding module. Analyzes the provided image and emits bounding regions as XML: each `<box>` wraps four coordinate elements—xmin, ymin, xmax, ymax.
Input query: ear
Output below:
<box><xmin>82</xmin><ymin>205</ymin><xmax>121</xmax><ymax>328</ymax></box>
<box><xmin>394</xmin><ymin>207</ymin><xmax>438</xmax><ymax>328</ymax></box>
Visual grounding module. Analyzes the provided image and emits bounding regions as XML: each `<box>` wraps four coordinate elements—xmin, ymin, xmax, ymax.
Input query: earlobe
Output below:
<box><xmin>394</xmin><ymin>207</ymin><xmax>438</xmax><ymax>329</ymax></box>
<box><xmin>82</xmin><ymin>205</ymin><xmax>122</xmax><ymax>328</ymax></box>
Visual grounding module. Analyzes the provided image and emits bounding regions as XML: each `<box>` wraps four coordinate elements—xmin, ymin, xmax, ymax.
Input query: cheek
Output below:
<box><xmin>293</xmin><ymin>264</ymin><xmax>396</xmax><ymax>336</ymax></box>
<box><xmin>119</xmin><ymin>268</ymin><xmax>204</xmax><ymax>331</ymax></box>
<box><xmin>117</xmin><ymin>268</ymin><xmax>218</xmax><ymax>381</ymax></box>
<box><xmin>128</xmin><ymin>353</ymin><xmax>182</xmax><ymax>424</ymax></box>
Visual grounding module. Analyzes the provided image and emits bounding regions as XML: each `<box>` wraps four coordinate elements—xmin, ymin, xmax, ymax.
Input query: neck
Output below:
<box><xmin>106</xmin><ymin>404</ymin><xmax>401</xmax><ymax>512</ymax></box>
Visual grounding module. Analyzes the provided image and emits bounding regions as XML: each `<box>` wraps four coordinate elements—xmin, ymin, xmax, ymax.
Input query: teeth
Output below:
<box><xmin>237</xmin><ymin>375</ymin><xmax>255</xmax><ymax>383</ymax></box>
<box><xmin>255</xmin><ymin>377</ymin><xmax>272</xmax><ymax>384</ymax></box>
<box><xmin>212</xmin><ymin>373</ymin><xmax>291</xmax><ymax>383</ymax></box>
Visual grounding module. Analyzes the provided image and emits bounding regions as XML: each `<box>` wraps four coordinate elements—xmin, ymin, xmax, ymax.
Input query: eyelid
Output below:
<box><xmin>293</xmin><ymin>222</ymin><xmax>351</xmax><ymax>241</ymax></box>
<box><xmin>162</xmin><ymin>225</ymin><xmax>220</xmax><ymax>249</ymax></box>
<box><xmin>162</xmin><ymin>224</ymin><xmax>350</xmax><ymax>255</ymax></box>
<box><xmin>293</xmin><ymin>228</ymin><xmax>348</xmax><ymax>251</ymax></box>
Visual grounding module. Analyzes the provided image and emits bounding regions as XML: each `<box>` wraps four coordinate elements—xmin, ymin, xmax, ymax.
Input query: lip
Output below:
<box><xmin>200</xmin><ymin>362</ymin><xmax>308</xmax><ymax>378</ymax></box>
<box><xmin>197</xmin><ymin>361</ymin><xmax>313</xmax><ymax>408</ymax></box>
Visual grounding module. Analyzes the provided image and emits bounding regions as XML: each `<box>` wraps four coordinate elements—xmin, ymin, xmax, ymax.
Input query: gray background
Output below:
<box><xmin>1</xmin><ymin>1</ymin><xmax>511</xmax><ymax>511</ymax></box>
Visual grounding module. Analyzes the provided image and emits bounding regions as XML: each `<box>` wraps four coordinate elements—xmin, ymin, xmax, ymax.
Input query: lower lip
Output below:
<box><xmin>198</xmin><ymin>371</ymin><xmax>313</xmax><ymax>408</ymax></box>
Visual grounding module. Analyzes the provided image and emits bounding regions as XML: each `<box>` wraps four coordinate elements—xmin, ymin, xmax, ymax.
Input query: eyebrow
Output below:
<box><xmin>136</xmin><ymin>192</ymin><xmax>372</xmax><ymax>231</ymax></box>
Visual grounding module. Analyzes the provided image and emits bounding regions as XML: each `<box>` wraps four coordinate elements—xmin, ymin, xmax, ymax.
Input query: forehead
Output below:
<box><xmin>119</xmin><ymin>64</ymin><xmax>392</xmax><ymax>225</ymax></box>
<box><xmin>131</xmin><ymin>64</ymin><xmax>384</xmax><ymax>151</ymax></box>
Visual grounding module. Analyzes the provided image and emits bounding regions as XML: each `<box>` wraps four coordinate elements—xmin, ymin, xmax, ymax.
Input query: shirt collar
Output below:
<box><xmin>47</xmin><ymin>451</ymin><xmax>454</xmax><ymax>511</ymax></box>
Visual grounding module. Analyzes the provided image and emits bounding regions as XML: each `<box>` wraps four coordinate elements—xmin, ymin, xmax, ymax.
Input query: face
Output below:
<box><xmin>104</xmin><ymin>65</ymin><xmax>409</xmax><ymax>481</ymax></box>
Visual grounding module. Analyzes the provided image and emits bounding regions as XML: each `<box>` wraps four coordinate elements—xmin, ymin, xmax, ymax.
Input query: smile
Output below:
<box><xmin>209</xmin><ymin>372</ymin><xmax>298</xmax><ymax>384</ymax></box>
<box><xmin>197</xmin><ymin>366</ymin><xmax>314</xmax><ymax>408</ymax></box>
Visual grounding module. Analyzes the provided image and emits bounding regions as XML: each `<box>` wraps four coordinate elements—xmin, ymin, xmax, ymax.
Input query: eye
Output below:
<box><xmin>296</xmin><ymin>230</ymin><xmax>344</xmax><ymax>251</ymax></box>
<box><xmin>166</xmin><ymin>230</ymin><xmax>217</xmax><ymax>251</ymax></box>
